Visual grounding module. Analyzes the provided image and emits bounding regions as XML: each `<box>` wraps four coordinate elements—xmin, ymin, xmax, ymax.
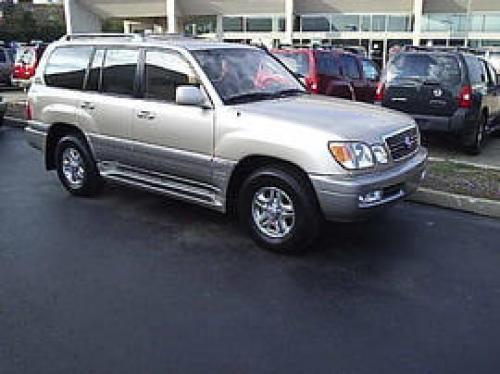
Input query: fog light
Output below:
<box><xmin>359</xmin><ymin>190</ymin><xmax>383</xmax><ymax>204</ymax></box>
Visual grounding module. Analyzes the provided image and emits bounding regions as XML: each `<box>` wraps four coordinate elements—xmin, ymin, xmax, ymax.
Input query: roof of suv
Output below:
<box><xmin>54</xmin><ymin>34</ymin><xmax>254</xmax><ymax>52</ymax></box>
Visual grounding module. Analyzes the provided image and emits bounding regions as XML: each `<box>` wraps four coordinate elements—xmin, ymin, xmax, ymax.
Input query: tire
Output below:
<box><xmin>462</xmin><ymin>112</ymin><xmax>487</xmax><ymax>155</ymax></box>
<box><xmin>238</xmin><ymin>166</ymin><xmax>322</xmax><ymax>254</ymax></box>
<box><xmin>55</xmin><ymin>135</ymin><xmax>103</xmax><ymax>197</ymax></box>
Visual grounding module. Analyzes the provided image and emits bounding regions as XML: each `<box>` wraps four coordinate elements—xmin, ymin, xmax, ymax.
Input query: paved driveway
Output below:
<box><xmin>1</xmin><ymin>126</ymin><xmax>500</xmax><ymax>373</ymax></box>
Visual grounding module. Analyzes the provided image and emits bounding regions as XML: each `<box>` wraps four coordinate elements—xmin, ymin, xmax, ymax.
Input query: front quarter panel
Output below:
<box><xmin>214</xmin><ymin>107</ymin><xmax>345</xmax><ymax>175</ymax></box>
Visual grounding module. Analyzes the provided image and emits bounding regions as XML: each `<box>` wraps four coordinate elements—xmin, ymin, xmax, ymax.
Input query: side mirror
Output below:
<box><xmin>176</xmin><ymin>86</ymin><xmax>208</xmax><ymax>107</ymax></box>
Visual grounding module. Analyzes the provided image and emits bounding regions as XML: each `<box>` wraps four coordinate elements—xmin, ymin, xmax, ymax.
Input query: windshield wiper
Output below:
<box><xmin>225</xmin><ymin>92</ymin><xmax>277</xmax><ymax>105</ymax></box>
<box><xmin>271</xmin><ymin>89</ymin><xmax>306</xmax><ymax>98</ymax></box>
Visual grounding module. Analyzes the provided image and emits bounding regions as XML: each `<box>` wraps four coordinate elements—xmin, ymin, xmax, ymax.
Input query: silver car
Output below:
<box><xmin>25</xmin><ymin>34</ymin><xmax>427</xmax><ymax>253</ymax></box>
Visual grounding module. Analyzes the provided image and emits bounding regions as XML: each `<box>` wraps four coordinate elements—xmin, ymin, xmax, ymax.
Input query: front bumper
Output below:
<box><xmin>310</xmin><ymin>148</ymin><xmax>428</xmax><ymax>222</ymax></box>
<box><xmin>25</xmin><ymin>120</ymin><xmax>48</xmax><ymax>153</ymax></box>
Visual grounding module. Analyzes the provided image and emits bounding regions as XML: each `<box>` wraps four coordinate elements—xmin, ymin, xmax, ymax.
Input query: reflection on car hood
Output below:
<box><xmin>234</xmin><ymin>94</ymin><xmax>415</xmax><ymax>143</ymax></box>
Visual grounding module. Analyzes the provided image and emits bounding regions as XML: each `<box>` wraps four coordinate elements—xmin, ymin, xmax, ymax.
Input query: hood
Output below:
<box><xmin>234</xmin><ymin>94</ymin><xmax>415</xmax><ymax>144</ymax></box>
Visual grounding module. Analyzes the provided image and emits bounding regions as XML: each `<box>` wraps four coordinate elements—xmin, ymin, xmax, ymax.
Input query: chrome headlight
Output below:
<box><xmin>329</xmin><ymin>142</ymin><xmax>375</xmax><ymax>170</ymax></box>
<box><xmin>371</xmin><ymin>144</ymin><xmax>389</xmax><ymax>164</ymax></box>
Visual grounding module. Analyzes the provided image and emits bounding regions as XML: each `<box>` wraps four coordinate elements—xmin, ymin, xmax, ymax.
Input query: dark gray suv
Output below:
<box><xmin>377</xmin><ymin>49</ymin><xmax>500</xmax><ymax>154</ymax></box>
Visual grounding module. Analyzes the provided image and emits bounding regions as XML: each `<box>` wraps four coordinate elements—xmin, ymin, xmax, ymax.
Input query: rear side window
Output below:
<box><xmin>144</xmin><ymin>50</ymin><xmax>194</xmax><ymax>102</ymax></box>
<box><xmin>387</xmin><ymin>54</ymin><xmax>462</xmax><ymax>88</ymax></box>
<box><xmin>465</xmin><ymin>55</ymin><xmax>486</xmax><ymax>85</ymax></box>
<box><xmin>102</xmin><ymin>49</ymin><xmax>139</xmax><ymax>96</ymax></box>
<box><xmin>317</xmin><ymin>53</ymin><xmax>340</xmax><ymax>76</ymax></box>
<box><xmin>44</xmin><ymin>47</ymin><xmax>93</xmax><ymax>90</ymax></box>
<box><xmin>362</xmin><ymin>59</ymin><xmax>380</xmax><ymax>81</ymax></box>
<box><xmin>0</xmin><ymin>50</ymin><xmax>6</xmax><ymax>63</ymax></box>
<box><xmin>274</xmin><ymin>52</ymin><xmax>310</xmax><ymax>77</ymax></box>
<box><xmin>340</xmin><ymin>55</ymin><xmax>361</xmax><ymax>80</ymax></box>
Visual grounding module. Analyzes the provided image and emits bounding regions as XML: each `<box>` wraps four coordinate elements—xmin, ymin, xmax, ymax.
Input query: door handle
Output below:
<box><xmin>81</xmin><ymin>102</ymin><xmax>95</xmax><ymax>110</ymax></box>
<box><xmin>137</xmin><ymin>111</ymin><xmax>155</xmax><ymax>120</ymax></box>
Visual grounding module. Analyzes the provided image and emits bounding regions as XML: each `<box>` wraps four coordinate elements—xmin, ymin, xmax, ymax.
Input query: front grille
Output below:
<box><xmin>385</xmin><ymin>127</ymin><xmax>419</xmax><ymax>161</ymax></box>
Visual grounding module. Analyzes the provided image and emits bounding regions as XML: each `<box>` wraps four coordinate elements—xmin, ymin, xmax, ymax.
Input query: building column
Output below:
<box><xmin>166</xmin><ymin>0</ymin><xmax>177</xmax><ymax>34</ymax></box>
<box><xmin>216</xmin><ymin>14</ymin><xmax>224</xmax><ymax>41</ymax></box>
<box><xmin>413</xmin><ymin>0</ymin><xmax>423</xmax><ymax>46</ymax></box>
<box><xmin>284</xmin><ymin>0</ymin><xmax>294</xmax><ymax>45</ymax></box>
<box><xmin>64</xmin><ymin>0</ymin><xmax>102</xmax><ymax>34</ymax></box>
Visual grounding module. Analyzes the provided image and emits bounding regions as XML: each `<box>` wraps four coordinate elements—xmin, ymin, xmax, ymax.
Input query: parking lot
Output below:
<box><xmin>2</xmin><ymin>123</ymin><xmax>500</xmax><ymax>373</ymax></box>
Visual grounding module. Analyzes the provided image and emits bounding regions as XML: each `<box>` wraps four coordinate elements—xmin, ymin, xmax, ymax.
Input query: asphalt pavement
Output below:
<box><xmin>1</xmin><ymin>124</ymin><xmax>500</xmax><ymax>374</ymax></box>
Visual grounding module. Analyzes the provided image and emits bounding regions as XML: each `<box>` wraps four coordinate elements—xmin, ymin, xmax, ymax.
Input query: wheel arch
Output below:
<box><xmin>45</xmin><ymin>123</ymin><xmax>90</xmax><ymax>170</ymax></box>
<box><xmin>225</xmin><ymin>155</ymin><xmax>319</xmax><ymax>216</ymax></box>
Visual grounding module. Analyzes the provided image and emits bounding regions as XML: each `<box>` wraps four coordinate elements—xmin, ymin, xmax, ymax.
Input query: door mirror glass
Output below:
<box><xmin>176</xmin><ymin>85</ymin><xmax>206</xmax><ymax>107</ymax></box>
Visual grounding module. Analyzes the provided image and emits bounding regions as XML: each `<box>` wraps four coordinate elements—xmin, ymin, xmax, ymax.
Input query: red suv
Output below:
<box><xmin>272</xmin><ymin>48</ymin><xmax>379</xmax><ymax>103</ymax></box>
<box><xmin>12</xmin><ymin>45</ymin><xmax>47</xmax><ymax>88</ymax></box>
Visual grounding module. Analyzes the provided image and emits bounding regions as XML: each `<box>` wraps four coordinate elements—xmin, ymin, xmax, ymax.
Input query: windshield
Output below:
<box><xmin>192</xmin><ymin>48</ymin><xmax>305</xmax><ymax>105</ymax></box>
<box><xmin>387</xmin><ymin>54</ymin><xmax>461</xmax><ymax>87</ymax></box>
<box><xmin>273</xmin><ymin>52</ymin><xmax>310</xmax><ymax>77</ymax></box>
<box><xmin>15</xmin><ymin>48</ymin><xmax>36</xmax><ymax>65</ymax></box>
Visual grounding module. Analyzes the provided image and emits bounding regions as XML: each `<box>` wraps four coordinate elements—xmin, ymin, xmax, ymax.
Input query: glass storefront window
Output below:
<box><xmin>182</xmin><ymin>15</ymin><xmax>216</xmax><ymax>35</ymax></box>
<box><xmin>387</xmin><ymin>15</ymin><xmax>411</xmax><ymax>32</ymax></box>
<box><xmin>484</xmin><ymin>14</ymin><xmax>500</xmax><ymax>32</ymax></box>
<box><xmin>331</xmin><ymin>14</ymin><xmax>360</xmax><ymax>32</ymax></box>
<box><xmin>246</xmin><ymin>17</ymin><xmax>272</xmax><ymax>32</ymax></box>
<box><xmin>223</xmin><ymin>17</ymin><xmax>244</xmax><ymax>32</ymax></box>
<box><xmin>372</xmin><ymin>15</ymin><xmax>386</xmax><ymax>32</ymax></box>
<box><xmin>278</xmin><ymin>17</ymin><xmax>286</xmax><ymax>32</ymax></box>
<box><xmin>361</xmin><ymin>15</ymin><xmax>371</xmax><ymax>31</ymax></box>
<box><xmin>301</xmin><ymin>16</ymin><xmax>330</xmax><ymax>32</ymax></box>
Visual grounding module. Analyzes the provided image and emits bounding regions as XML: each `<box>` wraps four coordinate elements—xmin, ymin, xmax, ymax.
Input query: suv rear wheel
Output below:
<box><xmin>55</xmin><ymin>135</ymin><xmax>103</xmax><ymax>197</ymax></box>
<box><xmin>463</xmin><ymin>112</ymin><xmax>487</xmax><ymax>155</ymax></box>
<box><xmin>238</xmin><ymin>166</ymin><xmax>321</xmax><ymax>254</ymax></box>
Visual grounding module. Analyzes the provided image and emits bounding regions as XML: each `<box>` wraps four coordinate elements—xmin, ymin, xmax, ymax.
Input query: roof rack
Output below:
<box><xmin>60</xmin><ymin>33</ymin><xmax>143</xmax><ymax>42</ymax></box>
<box><xmin>401</xmin><ymin>45</ymin><xmax>486</xmax><ymax>55</ymax></box>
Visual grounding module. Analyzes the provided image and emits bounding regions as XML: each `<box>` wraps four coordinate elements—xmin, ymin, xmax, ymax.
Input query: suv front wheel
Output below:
<box><xmin>238</xmin><ymin>166</ymin><xmax>321</xmax><ymax>254</ymax></box>
<box><xmin>55</xmin><ymin>135</ymin><xmax>103</xmax><ymax>197</ymax></box>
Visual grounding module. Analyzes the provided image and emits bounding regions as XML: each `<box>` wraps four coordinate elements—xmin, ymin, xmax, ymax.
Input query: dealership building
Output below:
<box><xmin>64</xmin><ymin>0</ymin><xmax>500</xmax><ymax>65</ymax></box>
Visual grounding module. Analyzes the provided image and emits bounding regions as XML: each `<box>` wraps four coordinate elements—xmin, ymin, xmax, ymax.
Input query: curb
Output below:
<box><xmin>409</xmin><ymin>188</ymin><xmax>500</xmax><ymax>219</ymax></box>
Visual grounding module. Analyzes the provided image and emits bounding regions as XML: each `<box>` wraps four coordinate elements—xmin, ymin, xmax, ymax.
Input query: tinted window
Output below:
<box><xmin>387</xmin><ymin>54</ymin><xmax>462</xmax><ymax>88</ymax></box>
<box><xmin>102</xmin><ymin>49</ymin><xmax>138</xmax><ymax>96</ymax></box>
<box><xmin>0</xmin><ymin>50</ymin><xmax>6</xmax><ymax>63</ymax></box>
<box><xmin>274</xmin><ymin>52</ymin><xmax>310</xmax><ymax>77</ymax></box>
<box><xmin>317</xmin><ymin>53</ymin><xmax>340</xmax><ymax>76</ymax></box>
<box><xmin>340</xmin><ymin>55</ymin><xmax>361</xmax><ymax>79</ymax></box>
<box><xmin>145</xmin><ymin>50</ymin><xmax>194</xmax><ymax>102</ymax></box>
<box><xmin>85</xmin><ymin>49</ymin><xmax>104</xmax><ymax>91</ymax></box>
<box><xmin>465</xmin><ymin>55</ymin><xmax>486</xmax><ymax>85</ymax></box>
<box><xmin>44</xmin><ymin>47</ymin><xmax>93</xmax><ymax>90</ymax></box>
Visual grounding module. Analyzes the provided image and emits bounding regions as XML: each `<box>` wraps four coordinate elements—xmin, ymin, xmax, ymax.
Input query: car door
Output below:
<box><xmin>130</xmin><ymin>48</ymin><xmax>214</xmax><ymax>184</ymax></box>
<box><xmin>78</xmin><ymin>48</ymin><xmax>139</xmax><ymax>165</ymax></box>
<box><xmin>338</xmin><ymin>54</ymin><xmax>366</xmax><ymax>102</ymax></box>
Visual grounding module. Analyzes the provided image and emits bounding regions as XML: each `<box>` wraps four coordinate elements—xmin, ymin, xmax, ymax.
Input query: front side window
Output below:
<box><xmin>144</xmin><ymin>50</ymin><xmax>195</xmax><ymax>102</ymax></box>
<box><xmin>192</xmin><ymin>48</ymin><xmax>304</xmax><ymax>104</ymax></box>
<box><xmin>102</xmin><ymin>49</ymin><xmax>139</xmax><ymax>96</ymax></box>
<box><xmin>340</xmin><ymin>55</ymin><xmax>361</xmax><ymax>80</ymax></box>
<box><xmin>44</xmin><ymin>46</ymin><xmax>93</xmax><ymax>90</ymax></box>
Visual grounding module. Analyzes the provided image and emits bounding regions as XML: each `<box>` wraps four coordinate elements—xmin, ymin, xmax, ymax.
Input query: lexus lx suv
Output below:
<box><xmin>25</xmin><ymin>34</ymin><xmax>427</xmax><ymax>253</ymax></box>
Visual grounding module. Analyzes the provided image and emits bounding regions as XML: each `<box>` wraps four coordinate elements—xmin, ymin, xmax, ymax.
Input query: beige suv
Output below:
<box><xmin>26</xmin><ymin>34</ymin><xmax>427</xmax><ymax>253</ymax></box>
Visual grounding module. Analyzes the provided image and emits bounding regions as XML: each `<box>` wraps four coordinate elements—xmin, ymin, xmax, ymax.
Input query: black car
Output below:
<box><xmin>376</xmin><ymin>49</ymin><xmax>500</xmax><ymax>154</ymax></box>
